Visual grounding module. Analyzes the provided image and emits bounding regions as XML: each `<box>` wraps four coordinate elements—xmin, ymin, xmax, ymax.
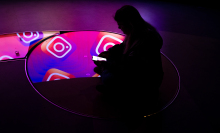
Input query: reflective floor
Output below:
<box><xmin>0</xmin><ymin>0</ymin><xmax>220</xmax><ymax>132</ymax></box>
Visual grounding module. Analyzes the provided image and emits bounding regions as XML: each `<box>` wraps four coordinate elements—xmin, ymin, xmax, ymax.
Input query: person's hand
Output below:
<box><xmin>93</xmin><ymin>61</ymin><xmax>108</xmax><ymax>75</ymax></box>
<box><xmin>93</xmin><ymin>60</ymin><xmax>106</xmax><ymax>67</ymax></box>
<box><xmin>93</xmin><ymin>51</ymin><xmax>110</xmax><ymax>67</ymax></box>
<box><xmin>94</xmin><ymin>66</ymin><xmax>103</xmax><ymax>75</ymax></box>
<box><xmin>99</xmin><ymin>51</ymin><xmax>110</xmax><ymax>59</ymax></box>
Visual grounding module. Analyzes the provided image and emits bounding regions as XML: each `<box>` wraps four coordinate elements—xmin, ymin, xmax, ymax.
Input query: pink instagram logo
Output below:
<box><xmin>41</xmin><ymin>35</ymin><xmax>76</xmax><ymax>60</ymax></box>
<box><xmin>42</xmin><ymin>68</ymin><xmax>75</xmax><ymax>82</ymax></box>
<box><xmin>96</xmin><ymin>35</ymin><xmax>123</xmax><ymax>55</ymax></box>
<box><xmin>17</xmin><ymin>31</ymin><xmax>43</xmax><ymax>46</ymax></box>
<box><xmin>0</xmin><ymin>55</ymin><xmax>13</xmax><ymax>61</ymax></box>
<box><xmin>90</xmin><ymin>33</ymin><xmax>124</xmax><ymax>56</ymax></box>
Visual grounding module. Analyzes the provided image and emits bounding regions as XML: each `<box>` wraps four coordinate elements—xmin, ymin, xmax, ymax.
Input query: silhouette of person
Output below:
<box><xmin>94</xmin><ymin>5</ymin><xmax>164</xmax><ymax>132</ymax></box>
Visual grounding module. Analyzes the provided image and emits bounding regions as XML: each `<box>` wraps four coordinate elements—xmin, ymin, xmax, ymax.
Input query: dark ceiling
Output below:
<box><xmin>1</xmin><ymin>0</ymin><xmax>219</xmax><ymax>10</ymax></box>
<box><xmin>150</xmin><ymin>0</ymin><xmax>219</xmax><ymax>10</ymax></box>
<box><xmin>117</xmin><ymin>0</ymin><xmax>219</xmax><ymax>10</ymax></box>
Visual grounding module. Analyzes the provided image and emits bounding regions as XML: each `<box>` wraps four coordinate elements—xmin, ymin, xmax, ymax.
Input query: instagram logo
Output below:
<box><xmin>0</xmin><ymin>55</ymin><xmax>13</xmax><ymax>61</ymax></box>
<box><xmin>42</xmin><ymin>68</ymin><xmax>75</xmax><ymax>82</ymax></box>
<box><xmin>90</xmin><ymin>33</ymin><xmax>124</xmax><ymax>56</ymax></box>
<box><xmin>41</xmin><ymin>35</ymin><xmax>76</xmax><ymax>60</ymax></box>
<box><xmin>17</xmin><ymin>31</ymin><xmax>43</xmax><ymax>46</ymax></box>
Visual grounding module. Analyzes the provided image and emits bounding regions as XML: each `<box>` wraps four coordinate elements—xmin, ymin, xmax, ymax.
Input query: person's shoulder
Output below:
<box><xmin>144</xmin><ymin>29</ymin><xmax>159</xmax><ymax>37</ymax></box>
<box><xmin>138</xmin><ymin>30</ymin><xmax>163</xmax><ymax>49</ymax></box>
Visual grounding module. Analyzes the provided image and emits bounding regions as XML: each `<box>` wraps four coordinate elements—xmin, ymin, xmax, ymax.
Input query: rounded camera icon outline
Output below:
<box><xmin>103</xmin><ymin>42</ymin><xmax>115</xmax><ymax>51</ymax></box>
<box><xmin>23</xmin><ymin>32</ymin><xmax>36</xmax><ymax>38</ymax></box>
<box><xmin>46</xmin><ymin>73</ymin><xmax>70</xmax><ymax>81</ymax></box>
<box><xmin>46</xmin><ymin>36</ymin><xmax>72</xmax><ymax>58</ymax></box>
<box><xmin>95</xmin><ymin>35</ymin><xmax>123</xmax><ymax>55</ymax></box>
<box><xmin>16</xmin><ymin>32</ymin><xmax>40</xmax><ymax>43</ymax></box>
<box><xmin>53</xmin><ymin>42</ymin><xmax>69</xmax><ymax>53</ymax></box>
<box><xmin>0</xmin><ymin>55</ymin><xmax>13</xmax><ymax>60</ymax></box>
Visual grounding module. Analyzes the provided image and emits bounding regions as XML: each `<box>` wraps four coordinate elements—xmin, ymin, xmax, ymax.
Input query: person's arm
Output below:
<box><xmin>93</xmin><ymin>44</ymin><xmax>123</xmax><ymax>74</ymax></box>
<box><xmin>102</xmin><ymin>43</ymin><xmax>124</xmax><ymax>70</ymax></box>
<box><xmin>93</xmin><ymin>51</ymin><xmax>109</xmax><ymax>67</ymax></box>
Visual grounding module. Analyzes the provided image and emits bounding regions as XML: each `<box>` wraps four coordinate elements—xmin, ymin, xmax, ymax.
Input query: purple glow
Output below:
<box><xmin>0</xmin><ymin>31</ymin><xmax>59</xmax><ymax>62</ymax></box>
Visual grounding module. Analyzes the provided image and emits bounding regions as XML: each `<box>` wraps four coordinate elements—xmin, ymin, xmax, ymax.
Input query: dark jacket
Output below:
<box><xmin>106</xmin><ymin>31</ymin><xmax>163</xmax><ymax>82</ymax></box>
<box><xmin>101</xmin><ymin>30</ymin><xmax>164</xmax><ymax>114</ymax></box>
<box><xmin>101</xmin><ymin>30</ymin><xmax>164</xmax><ymax>109</ymax></box>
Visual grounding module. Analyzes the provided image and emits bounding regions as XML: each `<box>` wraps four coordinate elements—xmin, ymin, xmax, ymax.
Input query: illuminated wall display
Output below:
<box><xmin>17</xmin><ymin>31</ymin><xmax>44</xmax><ymax>46</ymax></box>
<box><xmin>27</xmin><ymin>31</ymin><xmax>125</xmax><ymax>83</ymax></box>
<box><xmin>0</xmin><ymin>31</ymin><xmax>180</xmax><ymax>118</ymax></box>
<box><xmin>0</xmin><ymin>31</ymin><xmax>59</xmax><ymax>61</ymax></box>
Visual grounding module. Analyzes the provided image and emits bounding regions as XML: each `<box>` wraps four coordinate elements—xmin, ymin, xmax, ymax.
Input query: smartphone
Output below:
<box><xmin>92</xmin><ymin>56</ymin><xmax>107</xmax><ymax>61</ymax></box>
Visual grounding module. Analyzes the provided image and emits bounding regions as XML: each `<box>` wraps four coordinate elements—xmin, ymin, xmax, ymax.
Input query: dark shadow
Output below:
<box><xmin>94</xmin><ymin>5</ymin><xmax>164</xmax><ymax>132</ymax></box>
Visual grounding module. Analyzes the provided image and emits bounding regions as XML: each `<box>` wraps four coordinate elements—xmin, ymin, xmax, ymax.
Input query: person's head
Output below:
<box><xmin>114</xmin><ymin>5</ymin><xmax>156</xmax><ymax>35</ymax></box>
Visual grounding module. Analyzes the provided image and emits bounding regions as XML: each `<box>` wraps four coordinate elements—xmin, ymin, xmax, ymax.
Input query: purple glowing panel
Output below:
<box><xmin>17</xmin><ymin>31</ymin><xmax>44</xmax><ymax>46</ymax></box>
<box><xmin>0</xmin><ymin>33</ymin><xmax>29</xmax><ymax>61</ymax></box>
<box><xmin>0</xmin><ymin>31</ymin><xmax>58</xmax><ymax>61</ymax></box>
<box><xmin>27</xmin><ymin>31</ymin><xmax>125</xmax><ymax>83</ymax></box>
